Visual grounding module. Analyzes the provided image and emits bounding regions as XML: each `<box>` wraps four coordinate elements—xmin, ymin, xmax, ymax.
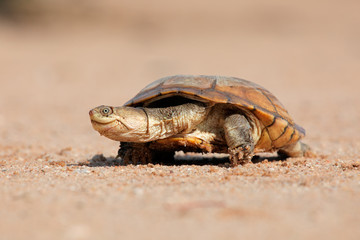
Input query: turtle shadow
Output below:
<box><xmin>168</xmin><ymin>154</ymin><xmax>287</xmax><ymax>166</ymax></box>
<box><xmin>77</xmin><ymin>153</ymin><xmax>286</xmax><ymax>168</ymax></box>
<box><xmin>251</xmin><ymin>154</ymin><xmax>287</xmax><ymax>164</ymax></box>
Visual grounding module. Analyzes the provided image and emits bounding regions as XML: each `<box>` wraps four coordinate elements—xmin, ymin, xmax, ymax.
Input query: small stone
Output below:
<box><xmin>75</xmin><ymin>168</ymin><xmax>90</xmax><ymax>174</ymax></box>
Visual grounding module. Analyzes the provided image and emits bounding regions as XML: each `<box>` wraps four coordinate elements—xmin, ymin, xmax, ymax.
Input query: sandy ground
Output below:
<box><xmin>1</xmin><ymin>0</ymin><xmax>360</xmax><ymax>239</ymax></box>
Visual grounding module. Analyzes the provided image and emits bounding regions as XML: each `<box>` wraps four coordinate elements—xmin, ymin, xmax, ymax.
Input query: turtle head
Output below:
<box><xmin>89</xmin><ymin>105</ymin><xmax>148</xmax><ymax>142</ymax></box>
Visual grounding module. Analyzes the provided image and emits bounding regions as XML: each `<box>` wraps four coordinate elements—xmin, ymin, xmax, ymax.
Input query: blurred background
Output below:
<box><xmin>1</xmin><ymin>2</ymin><xmax>360</xmax><ymax>240</ymax></box>
<box><xmin>0</xmin><ymin>0</ymin><xmax>359</xmax><ymax>154</ymax></box>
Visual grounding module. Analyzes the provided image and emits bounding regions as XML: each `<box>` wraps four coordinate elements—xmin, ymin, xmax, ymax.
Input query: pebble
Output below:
<box><xmin>75</xmin><ymin>168</ymin><xmax>90</xmax><ymax>174</ymax></box>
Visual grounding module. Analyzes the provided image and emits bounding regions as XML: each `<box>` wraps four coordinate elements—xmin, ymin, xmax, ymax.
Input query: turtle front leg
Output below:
<box><xmin>223</xmin><ymin>114</ymin><xmax>254</xmax><ymax>166</ymax></box>
<box><xmin>117</xmin><ymin>142</ymin><xmax>153</xmax><ymax>165</ymax></box>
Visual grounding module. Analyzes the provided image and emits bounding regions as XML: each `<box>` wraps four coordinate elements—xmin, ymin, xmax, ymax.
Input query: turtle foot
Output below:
<box><xmin>118</xmin><ymin>142</ymin><xmax>153</xmax><ymax>165</ymax></box>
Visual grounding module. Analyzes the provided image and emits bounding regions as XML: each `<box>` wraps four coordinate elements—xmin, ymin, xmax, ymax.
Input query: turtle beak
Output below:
<box><xmin>89</xmin><ymin>109</ymin><xmax>95</xmax><ymax>117</ymax></box>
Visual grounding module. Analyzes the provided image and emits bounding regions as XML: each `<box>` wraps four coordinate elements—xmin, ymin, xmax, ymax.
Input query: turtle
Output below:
<box><xmin>89</xmin><ymin>75</ymin><xmax>310</xmax><ymax>166</ymax></box>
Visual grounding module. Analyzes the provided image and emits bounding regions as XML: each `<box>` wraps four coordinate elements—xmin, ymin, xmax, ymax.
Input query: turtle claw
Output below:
<box><xmin>122</xmin><ymin>150</ymin><xmax>132</xmax><ymax>165</ymax></box>
<box><xmin>132</xmin><ymin>154</ymin><xmax>139</xmax><ymax>165</ymax></box>
<box><xmin>228</xmin><ymin>145</ymin><xmax>253</xmax><ymax>166</ymax></box>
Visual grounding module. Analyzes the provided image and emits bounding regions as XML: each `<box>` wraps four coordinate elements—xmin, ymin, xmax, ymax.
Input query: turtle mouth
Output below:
<box><xmin>90</xmin><ymin>116</ymin><xmax>117</xmax><ymax>124</ymax></box>
<box><xmin>90</xmin><ymin>119</ymin><xmax>116</xmax><ymax>125</ymax></box>
<box><xmin>90</xmin><ymin>119</ymin><xmax>120</xmax><ymax>134</ymax></box>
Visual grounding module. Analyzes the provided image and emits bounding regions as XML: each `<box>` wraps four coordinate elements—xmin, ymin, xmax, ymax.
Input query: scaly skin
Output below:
<box><xmin>89</xmin><ymin>103</ymin><xmax>208</xmax><ymax>142</ymax></box>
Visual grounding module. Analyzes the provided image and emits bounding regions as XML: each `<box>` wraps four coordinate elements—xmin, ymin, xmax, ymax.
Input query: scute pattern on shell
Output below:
<box><xmin>125</xmin><ymin>75</ymin><xmax>305</xmax><ymax>150</ymax></box>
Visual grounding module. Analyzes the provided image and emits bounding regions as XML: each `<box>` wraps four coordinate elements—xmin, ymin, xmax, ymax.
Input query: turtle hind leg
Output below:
<box><xmin>223</xmin><ymin>114</ymin><xmax>255</xmax><ymax>166</ymax></box>
<box><xmin>278</xmin><ymin>141</ymin><xmax>314</xmax><ymax>158</ymax></box>
<box><xmin>118</xmin><ymin>142</ymin><xmax>153</xmax><ymax>165</ymax></box>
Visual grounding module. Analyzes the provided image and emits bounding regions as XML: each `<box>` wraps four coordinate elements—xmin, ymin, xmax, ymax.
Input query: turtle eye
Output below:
<box><xmin>101</xmin><ymin>107</ymin><xmax>112</xmax><ymax>115</ymax></box>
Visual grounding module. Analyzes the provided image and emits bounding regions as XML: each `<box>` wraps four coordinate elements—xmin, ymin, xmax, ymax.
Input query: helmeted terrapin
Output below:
<box><xmin>89</xmin><ymin>75</ymin><xmax>310</xmax><ymax>165</ymax></box>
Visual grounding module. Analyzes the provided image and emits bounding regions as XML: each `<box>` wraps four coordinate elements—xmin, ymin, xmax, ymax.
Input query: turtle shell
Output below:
<box><xmin>125</xmin><ymin>75</ymin><xmax>305</xmax><ymax>150</ymax></box>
